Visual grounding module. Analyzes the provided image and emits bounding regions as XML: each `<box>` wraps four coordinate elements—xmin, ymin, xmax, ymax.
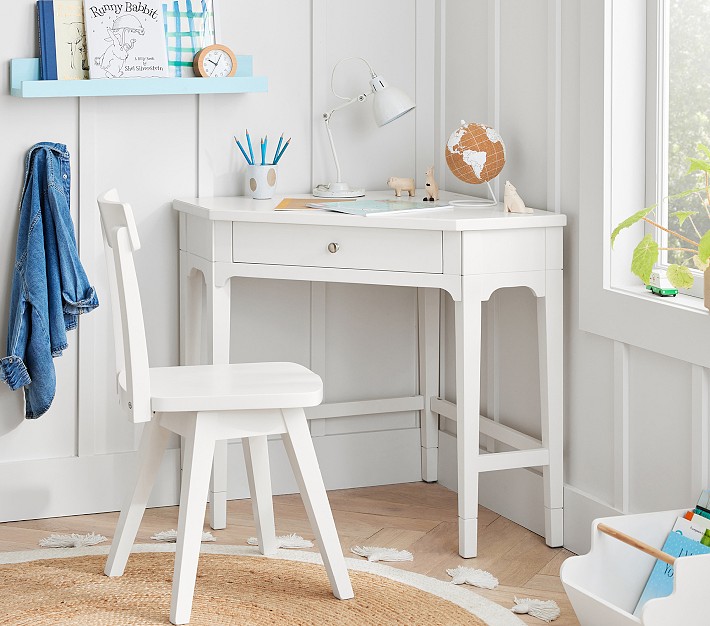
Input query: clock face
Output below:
<box><xmin>203</xmin><ymin>48</ymin><xmax>233</xmax><ymax>77</ymax></box>
<box><xmin>194</xmin><ymin>45</ymin><xmax>237</xmax><ymax>78</ymax></box>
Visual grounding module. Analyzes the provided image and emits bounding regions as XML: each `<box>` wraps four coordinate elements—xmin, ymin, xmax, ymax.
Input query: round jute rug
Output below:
<box><xmin>0</xmin><ymin>544</ymin><xmax>525</xmax><ymax>625</ymax></box>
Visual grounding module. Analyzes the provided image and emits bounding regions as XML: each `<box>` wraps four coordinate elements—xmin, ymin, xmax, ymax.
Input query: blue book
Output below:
<box><xmin>307</xmin><ymin>199</ymin><xmax>452</xmax><ymax>217</ymax></box>
<box><xmin>633</xmin><ymin>529</ymin><xmax>710</xmax><ymax>616</ymax></box>
<box><xmin>37</xmin><ymin>1</ymin><xmax>58</xmax><ymax>80</ymax></box>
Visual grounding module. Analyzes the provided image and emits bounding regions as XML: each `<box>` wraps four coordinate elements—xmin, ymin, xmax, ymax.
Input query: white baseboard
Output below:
<box><xmin>0</xmin><ymin>428</ymin><xmax>422</xmax><ymax>523</ymax></box>
<box><xmin>437</xmin><ymin>430</ymin><xmax>622</xmax><ymax>555</ymax></box>
<box><xmin>0</xmin><ymin>449</ymin><xmax>182</xmax><ymax>522</ymax></box>
<box><xmin>224</xmin><ymin>427</ymin><xmax>422</xmax><ymax>498</ymax></box>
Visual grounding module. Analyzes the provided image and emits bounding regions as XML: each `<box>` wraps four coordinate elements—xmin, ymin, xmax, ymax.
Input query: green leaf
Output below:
<box><xmin>672</xmin><ymin>210</ymin><xmax>698</xmax><ymax>226</ymax></box>
<box><xmin>698</xmin><ymin>143</ymin><xmax>710</xmax><ymax>161</ymax></box>
<box><xmin>611</xmin><ymin>207</ymin><xmax>655</xmax><ymax>248</ymax></box>
<box><xmin>693</xmin><ymin>255</ymin><xmax>709</xmax><ymax>272</ymax></box>
<box><xmin>688</xmin><ymin>157</ymin><xmax>710</xmax><ymax>174</ymax></box>
<box><xmin>630</xmin><ymin>234</ymin><xmax>659</xmax><ymax>284</ymax></box>
<box><xmin>700</xmin><ymin>230</ymin><xmax>710</xmax><ymax>264</ymax></box>
<box><xmin>667</xmin><ymin>264</ymin><xmax>694</xmax><ymax>289</ymax></box>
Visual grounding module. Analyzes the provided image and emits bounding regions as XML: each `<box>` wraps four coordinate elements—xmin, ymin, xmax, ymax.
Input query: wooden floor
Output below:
<box><xmin>0</xmin><ymin>482</ymin><xmax>579</xmax><ymax>625</ymax></box>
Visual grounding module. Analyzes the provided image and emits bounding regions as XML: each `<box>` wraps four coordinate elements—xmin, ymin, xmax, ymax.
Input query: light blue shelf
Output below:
<box><xmin>10</xmin><ymin>58</ymin><xmax>268</xmax><ymax>98</ymax></box>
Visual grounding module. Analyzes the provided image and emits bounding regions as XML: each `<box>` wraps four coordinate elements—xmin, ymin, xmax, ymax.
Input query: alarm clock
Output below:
<box><xmin>193</xmin><ymin>44</ymin><xmax>237</xmax><ymax>78</ymax></box>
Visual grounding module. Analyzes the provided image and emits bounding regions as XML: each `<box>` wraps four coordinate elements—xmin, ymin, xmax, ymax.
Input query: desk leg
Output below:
<box><xmin>206</xmin><ymin>276</ymin><xmax>231</xmax><ymax>530</ymax></box>
<box><xmin>455</xmin><ymin>277</ymin><xmax>482</xmax><ymax>558</ymax></box>
<box><xmin>179</xmin><ymin>253</ymin><xmax>202</xmax><ymax>368</ymax></box>
<box><xmin>418</xmin><ymin>288</ymin><xmax>440</xmax><ymax>482</ymax></box>
<box><xmin>538</xmin><ymin>269</ymin><xmax>564</xmax><ymax>547</ymax></box>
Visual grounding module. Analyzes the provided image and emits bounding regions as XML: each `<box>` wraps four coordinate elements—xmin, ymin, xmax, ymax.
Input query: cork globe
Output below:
<box><xmin>445</xmin><ymin>120</ymin><xmax>506</xmax><ymax>185</ymax></box>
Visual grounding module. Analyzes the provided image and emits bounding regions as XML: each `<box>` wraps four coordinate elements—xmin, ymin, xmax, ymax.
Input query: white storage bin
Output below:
<box><xmin>561</xmin><ymin>509</ymin><xmax>710</xmax><ymax>626</ymax></box>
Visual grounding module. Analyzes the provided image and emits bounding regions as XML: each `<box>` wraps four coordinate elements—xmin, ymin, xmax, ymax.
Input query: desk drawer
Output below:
<box><xmin>232</xmin><ymin>223</ymin><xmax>443</xmax><ymax>273</ymax></box>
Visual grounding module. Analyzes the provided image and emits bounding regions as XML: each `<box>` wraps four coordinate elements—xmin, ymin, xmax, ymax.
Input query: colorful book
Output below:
<box><xmin>162</xmin><ymin>0</ymin><xmax>215</xmax><ymax>77</ymax></box>
<box><xmin>38</xmin><ymin>0</ymin><xmax>89</xmax><ymax>80</ymax></box>
<box><xmin>633</xmin><ymin>528</ymin><xmax>710</xmax><ymax>616</ymax></box>
<box><xmin>83</xmin><ymin>0</ymin><xmax>169</xmax><ymax>78</ymax></box>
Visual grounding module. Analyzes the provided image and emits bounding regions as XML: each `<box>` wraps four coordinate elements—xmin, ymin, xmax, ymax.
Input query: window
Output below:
<box><xmin>578</xmin><ymin>0</ymin><xmax>710</xmax><ymax>368</ymax></box>
<box><xmin>653</xmin><ymin>0</ymin><xmax>710</xmax><ymax>297</ymax></box>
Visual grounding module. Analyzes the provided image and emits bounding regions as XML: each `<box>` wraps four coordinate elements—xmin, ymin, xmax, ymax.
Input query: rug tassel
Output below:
<box><xmin>247</xmin><ymin>534</ymin><xmax>313</xmax><ymax>549</ymax></box>
<box><xmin>150</xmin><ymin>529</ymin><xmax>216</xmax><ymax>543</ymax></box>
<box><xmin>39</xmin><ymin>532</ymin><xmax>107</xmax><ymax>548</ymax></box>
<box><xmin>511</xmin><ymin>597</ymin><xmax>561</xmax><ymax>622</ymax></box>
<box><xmin>446</xmin><ymin>565</ymin><xmax>499</xmax><ymax>589</ymax></box>
<box><xmin>350</xmin><ymin>546</ymin><xmax>413</xmax><ymax>562</ymax></box>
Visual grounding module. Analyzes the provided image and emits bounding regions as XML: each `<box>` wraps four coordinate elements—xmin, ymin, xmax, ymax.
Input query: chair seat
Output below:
<box><xmin>146</xmin><ymin>362</ymin><xmax>323</xmax><ymax>413</ymax></box>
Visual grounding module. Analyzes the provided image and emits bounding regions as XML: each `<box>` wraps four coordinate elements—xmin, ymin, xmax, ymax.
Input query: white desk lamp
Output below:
<box><xmin>313</xmin><ymin>57</ymin><xmax>416</xmax><ymax>198</ymax></box>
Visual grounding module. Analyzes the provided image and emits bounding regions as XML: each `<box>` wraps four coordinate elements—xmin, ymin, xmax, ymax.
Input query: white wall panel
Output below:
<box><xmin>0</xmin><ymin>1</ymin><xmax>80</xmax><ymax>463</ymax></box>
<box><xmin>312</xmin><ymin>0</ymin><xmax>417</xmax><ymax>193</ymax></box>
<box><xmin>499</xmin><ymin>0</ymin><xmax>548</xmax><ymax>210</ymax></box>
<box><xmin>629</xmin><ymin>347</ymin><xmax>693</xmax><ymax>511</ymax></box>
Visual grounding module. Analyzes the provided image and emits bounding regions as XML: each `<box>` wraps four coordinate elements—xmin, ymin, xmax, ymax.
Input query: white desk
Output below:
<box><xmin>174</xmin><ymin>190</ymin><xmax>566</xmax><ymax>558</ymax></box>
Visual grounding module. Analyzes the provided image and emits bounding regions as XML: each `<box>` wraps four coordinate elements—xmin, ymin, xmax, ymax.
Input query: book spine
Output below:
<box><xmin>38</xmin><ymin>1</ymin><xmax>58</xmax><ymax>80</ymax></box>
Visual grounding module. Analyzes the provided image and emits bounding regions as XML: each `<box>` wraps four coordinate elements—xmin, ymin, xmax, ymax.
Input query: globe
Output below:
<box><xmin>445</xmin><ymin>121</ymin><xmax>506</xmax><ymax>185</ymax></box>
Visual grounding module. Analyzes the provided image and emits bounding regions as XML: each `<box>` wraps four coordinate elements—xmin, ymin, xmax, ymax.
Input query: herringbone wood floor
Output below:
<box><xmin>0</xmin><ymin>482</ymin><xmax>579</xmax><ymax>625</ymax></box>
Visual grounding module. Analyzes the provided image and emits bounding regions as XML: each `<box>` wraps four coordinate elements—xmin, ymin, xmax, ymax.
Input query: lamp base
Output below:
<box><xmin>312</xmin><ymin>181</ymin><xmax>365</xmax><ymax>198</ymax></box>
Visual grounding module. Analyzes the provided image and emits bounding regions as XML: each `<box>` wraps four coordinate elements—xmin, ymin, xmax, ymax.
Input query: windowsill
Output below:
<box><xmin>610</xmin><ymin>285</ymin><xmax>709</xmax><ymax>316</ymax></box>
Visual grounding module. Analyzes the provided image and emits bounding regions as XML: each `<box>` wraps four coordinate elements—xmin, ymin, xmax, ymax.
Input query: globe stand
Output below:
<box><xmin>449</xmin><ymin>181</ymin><xmax>498</xmax><ymax>208</ymax></box>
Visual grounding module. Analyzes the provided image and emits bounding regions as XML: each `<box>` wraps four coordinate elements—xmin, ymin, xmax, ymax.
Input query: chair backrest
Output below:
<box><xmin>97</xmin><ymin>189</ymin><xmax>152</xmax><ymax>423</ymax></box>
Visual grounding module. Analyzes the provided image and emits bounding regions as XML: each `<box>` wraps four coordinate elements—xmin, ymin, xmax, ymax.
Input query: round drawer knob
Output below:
<box><xmin>327</xmin><ymin>242</ymin><xmax>340</xmax><ymax>254</ymax></box>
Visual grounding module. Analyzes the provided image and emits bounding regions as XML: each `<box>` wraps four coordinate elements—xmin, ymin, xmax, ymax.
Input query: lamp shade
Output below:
<box><xmin>369</xmin><ymin>75</ymin><xmax>416</xmax><ymax>126</ymax></box>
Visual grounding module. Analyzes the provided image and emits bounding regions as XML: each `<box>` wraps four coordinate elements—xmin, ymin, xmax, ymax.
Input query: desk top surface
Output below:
<box><xmin>174</xmin><ymin>190</ymin><xmax>567</xmax><ymax>232</ymax></box>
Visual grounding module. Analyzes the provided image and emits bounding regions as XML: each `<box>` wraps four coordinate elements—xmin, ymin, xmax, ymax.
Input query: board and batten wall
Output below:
<box><xmin>0</xmin><ymin>0</ymin><xmax>437</xmax><ymax>521</ymax></box>
<box><xmin>1</xmin><ymin>0</ymin><xmax>703</xmax><ymax>558</ymax></box>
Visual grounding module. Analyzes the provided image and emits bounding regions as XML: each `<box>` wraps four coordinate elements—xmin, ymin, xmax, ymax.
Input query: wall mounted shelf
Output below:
<box><xmin>10</xmin><ymin>58</ymin><xmax>268</xmax><ymax>98</ymax></box>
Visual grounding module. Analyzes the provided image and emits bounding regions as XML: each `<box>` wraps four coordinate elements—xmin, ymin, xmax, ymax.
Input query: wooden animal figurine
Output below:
<box><xmin>504</xmin><ymin>180</ymin><xmax>533</xmax><ymax>214</ymax></box>
<box><xmin>387</xmin><ymin>176</ymin><xmax>416</xmax><ymax>197</ymax></box>
<box><xmin>423</xmin><ymin>166</ymin><xmax>439</xmax><ymax>201</ymax></box>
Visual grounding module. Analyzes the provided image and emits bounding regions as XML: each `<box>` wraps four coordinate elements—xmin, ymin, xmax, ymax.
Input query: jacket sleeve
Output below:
<box><xmin>47</xmin><ymin>187</ymin><xmax>99</xmax><ymax>330</ymax></box>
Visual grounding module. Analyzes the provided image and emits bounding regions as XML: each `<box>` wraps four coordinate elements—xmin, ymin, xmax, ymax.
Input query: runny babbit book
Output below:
<box><xmin>306</xmin><ymin>199</ymin><xmax>452</xmax><ymax>217</ymax></box>
<box><xmin>83</xmin><ymin>1</ymin><xmax>169</xmax><ymax>78</ymax></box>
<box><xmin>37</xmin><ymin>0</ymin><xmax>89</xmax><ymax>80</ymax></box>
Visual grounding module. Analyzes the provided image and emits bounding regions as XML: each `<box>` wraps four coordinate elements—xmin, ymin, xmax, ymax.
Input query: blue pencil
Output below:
<box><xmin>273</xmin><ymin>133</ymin><xmax>284</xmax><ymax>164</ymax></box>
<box><xmin>262</xmin><ymin>135</ymin><xmax>268</xmax><ymax>165</ymax></box>
<box><xmin>260</xmin><ymin>137</ymin><xmax>266</xmax><ymax>165</ymax></box>
<box><xmin>234</xmin><ymin>137</ymin><xmax>252</xmax><ymax>164</ymax></box>
<box><xmin>273</xmin><ymin>138</ymin><xmax>291</xmax><ymax>164</ymax></box>
<box><xmin>245</xmin><ymin>129</ymin><xmax>255</xmax><ymax>165</ymax></box>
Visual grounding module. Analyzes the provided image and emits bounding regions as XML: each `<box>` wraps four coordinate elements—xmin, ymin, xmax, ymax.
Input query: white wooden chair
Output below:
<box><xmin>97</xmin><ymin>189</ymin><xmax>353</xmax><ymax>625</ymax></box>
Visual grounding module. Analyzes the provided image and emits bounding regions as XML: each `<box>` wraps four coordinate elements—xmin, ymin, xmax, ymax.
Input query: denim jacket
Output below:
<box><xmin>0</xmin><ymin>143</ymin><xmax>99</xmax><ymax>418</ymax></box>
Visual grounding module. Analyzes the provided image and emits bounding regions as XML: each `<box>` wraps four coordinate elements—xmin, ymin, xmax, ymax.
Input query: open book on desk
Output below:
<box><xmin>305</xmin><ymin>199</ymin><xmax>452</xmax><ymax>217</ymax></box>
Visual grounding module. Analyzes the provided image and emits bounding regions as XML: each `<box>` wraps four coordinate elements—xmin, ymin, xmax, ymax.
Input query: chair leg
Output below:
<box><xmin>105</xmin><ymin>420</ymin><xmax>170</xmax><ymax>577</ymax></box>
<box><xmin>281</xmin><ymin>408</ymin><xmax>353</xmax><ymax>601</ymax></box>
<box><xmin>243</xmin><ymin>436</ymin><xmax>277</xmax><ymax>555</ymax></box>
<box><xmin>170</xmin><ymin>420</ymin><xmax>216</xmax><ymax>626</ymax></box>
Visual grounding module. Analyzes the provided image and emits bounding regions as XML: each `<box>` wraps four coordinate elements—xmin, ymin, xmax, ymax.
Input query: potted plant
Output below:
<box><xmin>611</xmin><ymin>144</ymin><xmax>710</xmax><ymax>310</ymax></box>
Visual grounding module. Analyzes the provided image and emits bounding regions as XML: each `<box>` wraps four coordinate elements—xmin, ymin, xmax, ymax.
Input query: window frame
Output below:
<box><xmin>578</xmin><ymin>0</ymin><xmax>710</xmax><ymax>368</ymax></box>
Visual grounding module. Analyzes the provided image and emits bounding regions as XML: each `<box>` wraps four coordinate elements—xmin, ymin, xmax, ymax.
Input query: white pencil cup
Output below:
<box><xmin>246</xmin><ymin>164</ymin><xmax>278</xmax><ymax>200</ymax></box>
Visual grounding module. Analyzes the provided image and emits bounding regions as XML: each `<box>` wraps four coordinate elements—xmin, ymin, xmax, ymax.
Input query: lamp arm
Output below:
<box><xmin>322</xmin><ymin>92</ymin><xmax>370</xmax><ymax>184</ymax></box>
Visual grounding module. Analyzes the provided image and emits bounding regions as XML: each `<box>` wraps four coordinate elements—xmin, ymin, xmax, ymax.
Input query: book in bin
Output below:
<box><xmin>633</xmin><ymin>521</ymin><xmax>710</xmax><ymax>616</ymax></box>
<box><xmin>37</xmin><ymin>0</ymin><xmax>89</xmax><ymax>80</ymax></box>
<box><xmin>83</xmin><ymin>1</ymin><xmax>168</xmax><ymax>78</ymax></box>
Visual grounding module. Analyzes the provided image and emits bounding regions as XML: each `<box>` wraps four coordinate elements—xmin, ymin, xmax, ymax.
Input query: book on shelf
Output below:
<box><xmin>83</xmin><ymin>0</ymin><xmax>168</xmax><ymax>79</ymax></box>
<box><xmin>38</xmin><ymin>0</ymin><xmax>89</xmax><ymax>80</ymax></box>
<box><xmin>305</xmin><ymin>199</ymin><xmax>452</xmax><ymax>217</ymax></box>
